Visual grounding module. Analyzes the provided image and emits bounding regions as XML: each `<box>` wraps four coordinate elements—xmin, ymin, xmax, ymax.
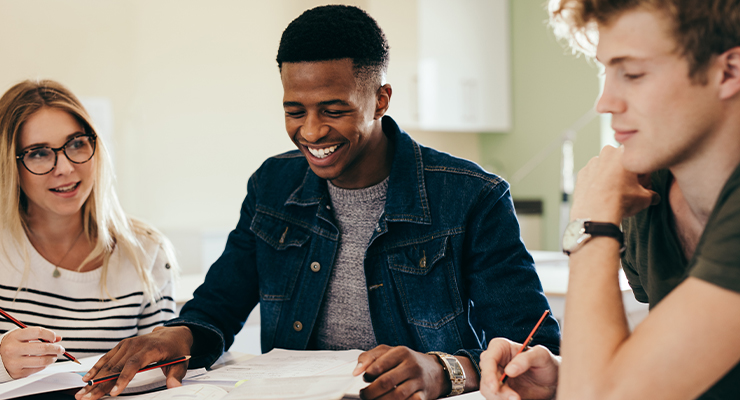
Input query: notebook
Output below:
<box><xmin>0</xmin><ymin>354</ymin><xmax>206</xmax><ymax>400</ymax></box>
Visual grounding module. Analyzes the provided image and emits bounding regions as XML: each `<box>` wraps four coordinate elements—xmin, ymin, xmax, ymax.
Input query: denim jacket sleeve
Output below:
<box><xmin>165</xmin><ymin>174</ymin><xmax>261</xmax><ymax>369</ymax></box>
<box><xmin>455</xmin><ymin>181</ymin><xmax>560</xmax><ymax>373</ymax></box>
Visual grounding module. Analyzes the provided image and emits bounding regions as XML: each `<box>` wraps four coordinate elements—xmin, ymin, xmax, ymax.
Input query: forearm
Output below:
<box><xmin>559</xmin><ymin>237</ymin><xmax>630</xmax><ymax>398</ymax></box>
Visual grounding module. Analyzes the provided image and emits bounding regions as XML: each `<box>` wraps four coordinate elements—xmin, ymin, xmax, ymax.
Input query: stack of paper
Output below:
<box><xmin>183</xmin><ymin>349</ymin><xmax>365</xmax><ymax>399</ymax></box>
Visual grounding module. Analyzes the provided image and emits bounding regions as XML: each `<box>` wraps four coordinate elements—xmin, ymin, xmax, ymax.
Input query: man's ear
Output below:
<box><xmin>374</xmin><ymin>84</ymin><xmax>392</xmax><ymax>120</ymax></box>
<box><xmin>718</xmin><ymin>47</ymin><xmax>740</xmax><ymax>100</ymax></box>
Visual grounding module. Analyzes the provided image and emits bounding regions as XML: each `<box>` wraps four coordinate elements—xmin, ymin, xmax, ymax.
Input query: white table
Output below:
<box><xmin>531</xmin><ymin>251</ymin><xmax>648</xmax><ymax>330</ymax></box>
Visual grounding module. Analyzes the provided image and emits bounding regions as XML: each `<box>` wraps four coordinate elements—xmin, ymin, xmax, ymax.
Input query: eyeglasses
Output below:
<box><xmin>16</xmin><ymin>133</ymin><xmax>97</xmax><ymax>175</ymax></box>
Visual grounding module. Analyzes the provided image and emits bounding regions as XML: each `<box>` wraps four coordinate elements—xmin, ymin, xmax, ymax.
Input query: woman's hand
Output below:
<box><xmin>0</xmin><ymin>327</ymin><xmax>65</xmax><ymax>379</ymax></box>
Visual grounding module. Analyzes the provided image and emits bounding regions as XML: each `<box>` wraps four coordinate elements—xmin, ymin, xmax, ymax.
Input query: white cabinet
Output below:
<box><xmin>371</xmin><ymin>0</ymin><xmax>511</xmax><ymax>133</ymax></box>
<box><xmin>417</xmin><ymin>0</ymin><xmax>511</xmax><ymax>132</ymax></box>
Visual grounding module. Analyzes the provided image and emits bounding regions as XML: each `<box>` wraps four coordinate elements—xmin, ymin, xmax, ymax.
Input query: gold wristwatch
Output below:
<box><xmin>427</xmin><ymin>351</ymin><xmax>465</xmax><ymax>396</ymax></box>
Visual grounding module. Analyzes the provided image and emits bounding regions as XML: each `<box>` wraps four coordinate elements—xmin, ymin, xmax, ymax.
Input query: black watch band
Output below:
<box><xmin>584</xmin><ymin>221</ymin><xmax>624</xmax><ymax>250</ymax></box>
<box><xmin>563</xmin><ymin>219</ymin><xmax>625</xmax><ymax>255</ymax></box>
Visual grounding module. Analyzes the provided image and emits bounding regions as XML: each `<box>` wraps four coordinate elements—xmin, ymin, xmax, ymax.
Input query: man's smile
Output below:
<box><xmin>306</xmin><ymin>144</ymin><xmax>342</xmax><ymax>159</ymax></box>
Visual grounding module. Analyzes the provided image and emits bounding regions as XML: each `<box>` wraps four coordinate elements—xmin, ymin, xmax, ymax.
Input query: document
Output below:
<box><xmin>122</xmin><ymin>384</ymin><xmax>229</xmax><ymax>400</ymax></box>
<box><xmin>223</xmin><ymin>374</ymin><xmax>359</xmax><ymax>400</ymax></box>
<box><xmin>0</xmin><ymin>355</ymin><xmax>100</xmax><ymax>399</ymax></box>
<box><xmin>0</xmin><ymin>355</ymin><xmax>206</xmax><ymax>400</ymax></box>
<box><xmin>183</xmin><ymin>349</ymin><xmax>362</xmax><ymax>386</ymax></box>
<box><xmin>170</xmin><ymin>349</ymin><xmax>364</xmax><ymax>400</ymax></box>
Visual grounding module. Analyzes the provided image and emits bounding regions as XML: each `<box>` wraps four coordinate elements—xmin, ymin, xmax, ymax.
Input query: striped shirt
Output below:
<box><xmin>0</xmin><ymin>231</ymin><xmax>175</xmax><ymax>381</ymax></box>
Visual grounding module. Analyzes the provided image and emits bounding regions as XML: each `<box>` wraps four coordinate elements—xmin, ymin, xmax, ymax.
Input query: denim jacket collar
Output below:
<box><xmin>285</xmin><ymin>116</ymin><xmax>431</xmax><ymax>225</ymax></box>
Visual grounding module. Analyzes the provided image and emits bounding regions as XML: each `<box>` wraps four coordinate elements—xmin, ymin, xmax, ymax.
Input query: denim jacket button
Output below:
<box><xmin>310</xmin><ymin>262</ymin><xmax>321</xmax><ymax>272</ymax></box>
<box><xmin>376</xmin><ymin>225</ymin><xmax>381</xmax><ymax>232</ymax></box>
<box><xmin>293</xmin><ymin>321</ymin><xmax>303</xmax><ymax>332</ymax></box>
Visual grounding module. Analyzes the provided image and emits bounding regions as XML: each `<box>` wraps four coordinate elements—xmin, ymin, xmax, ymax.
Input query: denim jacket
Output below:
<box><xmin>168</xmin><ymin>116</ymin><xmax>560</xmax><ymax>373</ymax></box>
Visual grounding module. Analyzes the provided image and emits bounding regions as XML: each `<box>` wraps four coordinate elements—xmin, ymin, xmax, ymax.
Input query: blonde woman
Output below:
<box><xmin>0</xmin><ymin>80</ymin><xmax>177</xmax><ymax>382</ymax></box>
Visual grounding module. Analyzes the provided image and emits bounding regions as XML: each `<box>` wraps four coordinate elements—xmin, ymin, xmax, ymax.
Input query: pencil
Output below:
<box><xmin>500</xmin><ymin>309</ymin><xmax>551</xmax><ymax>384</ymax></box>
<box><xmin>0</xmin><ymin>306</ymin><xmax>81</xmax><ymax>365</ymax></box>
<box><xmin>87</xmin><ymin>355</ymin><xmax>191</xmax><ymax>386</ymax></box>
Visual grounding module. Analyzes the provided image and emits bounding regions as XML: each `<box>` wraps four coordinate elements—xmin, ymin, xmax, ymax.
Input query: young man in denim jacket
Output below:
<box><xmin>78</xmin><ymin>5</ymin><xmax>558</xmax><ymax>400</ymax></box>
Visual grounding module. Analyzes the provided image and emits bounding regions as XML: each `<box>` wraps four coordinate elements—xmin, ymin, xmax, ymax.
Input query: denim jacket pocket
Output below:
<box><xmin>251</xmin><ymin>211</ymin><xmax>311</xmax><ymax>301</ymax></box>
<box><xmin>387</xmin><ymin>235</ymin><xmax>463</xmax><ymax>328</ymax></box>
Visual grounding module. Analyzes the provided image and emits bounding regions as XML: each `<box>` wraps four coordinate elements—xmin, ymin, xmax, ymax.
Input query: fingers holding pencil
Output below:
<box><xmin>0</xmin><ymin>307</ymin><xmax>80</xmax><ymax>365</ymax></box>
<box><xmin>0</xmin><ymin>327</ymin><xmax>66</xmax><ymax>379</ymax></box>
<box><xmin>87</xmin><ymin>356</ymin><xmax>191</xmax><ymax>386</ymax></box>
<box><xmin>77</xmin><ymin>326</ymin><xmax>192</xmax><ymax>400</ymax></box>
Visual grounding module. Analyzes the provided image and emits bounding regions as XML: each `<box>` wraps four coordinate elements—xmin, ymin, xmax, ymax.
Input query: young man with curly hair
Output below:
<box><xmin>480</xmin><ymin>1</ymin><xmax>740</xmax><ymax>399</ymax></box>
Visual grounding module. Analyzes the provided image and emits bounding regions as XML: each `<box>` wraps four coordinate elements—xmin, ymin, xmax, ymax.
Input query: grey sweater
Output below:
<box><xmin>308</xmin><ymin>177</ymin><xmax>388</xmax><ymax>350</ymax></box>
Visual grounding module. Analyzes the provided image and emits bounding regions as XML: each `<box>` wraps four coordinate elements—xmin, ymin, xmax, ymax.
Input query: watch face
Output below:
<box><xmin>447</xmin><ymin>358</ymin><xmax>464</xmax><ymax>377</ymax></box>
<box><xmin>562</xmin><ymin>219</ymin><xmax>589</xmax><ymax>251</ymax></box>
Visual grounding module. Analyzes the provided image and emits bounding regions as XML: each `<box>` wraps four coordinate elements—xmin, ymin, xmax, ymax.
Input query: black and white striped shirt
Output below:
<box><xmin>0</xmin><ymin>232</ymin><xmax>176</xmax><ymax>382</ymax></box>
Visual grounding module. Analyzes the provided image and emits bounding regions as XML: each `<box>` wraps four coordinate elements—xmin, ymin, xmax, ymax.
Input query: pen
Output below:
<box><xmin>0</xmin><ymin>306</ymin><xmax>81</xmax><ymax>365</ymax></box>
<box><xmin>87</xmin><ymin>355</ymin><xmax>191</xmax><ymax>386</ymax></box>
<box><xmin>500</xmin><ymin>309</ymin><xmax>551</xmax><ymax>384</ymax></box>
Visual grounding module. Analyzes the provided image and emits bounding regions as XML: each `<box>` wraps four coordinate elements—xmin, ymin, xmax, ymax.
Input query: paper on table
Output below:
<box><xmin>0</xmin><ymin>355</ymin><xmax>207</xmax><ymax>400</ymax></box>
<box><xmin>122</xmin><ymin>384</ymin><xmax>228</xmax><ymax>400</ymax></box>
<box><xmin>453</xmin><ymin>391</ymin><xmax>486</xmax><ymax>399</ymax></box>
<box><xmin>222</xmin><ymin>374</ymin><xmax>360</xmax><ymax>400</ymax></box>
<box><xmin>341</xmin><ymin>376</ymin><xmax>370</xmax><ymax>400</ymax></box>
<box><xmin>183</xmin><ymin>349</ymin><xmax>362</xmax><ymax>386</ymax></box>
<box><xmin>0</xmin><ymin>354</ymin><xmax>102</xmax><ymax>400</ymax></box>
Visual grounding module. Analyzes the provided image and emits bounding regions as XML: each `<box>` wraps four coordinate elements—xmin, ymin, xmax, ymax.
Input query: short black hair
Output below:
<box><xmin>276</xmin><ymin>5</ymin><xmax>390</xmax><ymax>89</ymax></box>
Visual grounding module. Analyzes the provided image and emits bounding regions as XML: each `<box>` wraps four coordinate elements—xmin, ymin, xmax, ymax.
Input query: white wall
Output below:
<box><xmin>0</xmin><ymin>0</ymin><xmax>481</xmax><ymax>273</ymax></box>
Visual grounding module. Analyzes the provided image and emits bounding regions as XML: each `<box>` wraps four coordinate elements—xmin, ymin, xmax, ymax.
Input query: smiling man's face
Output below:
<box><xmin>281</xmin><ymin>58</ymin><xmax>391</xmax><ymax>189</ymax></box>
<box><xmin>596</xmin><ymin>9</ymin><xmax>724</xmax><ymax>174</ymax></box>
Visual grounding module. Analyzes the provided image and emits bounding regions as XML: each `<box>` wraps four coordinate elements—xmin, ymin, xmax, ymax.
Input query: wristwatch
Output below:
<box><xmin>562</xmin><ymin>218</ymin><xmax>624</xmax><ymax>255</ymax></box>
<box><xmin>427</xmin><ymin>351</ymin><xmax>465</xmax><ymax>396</ymax></box>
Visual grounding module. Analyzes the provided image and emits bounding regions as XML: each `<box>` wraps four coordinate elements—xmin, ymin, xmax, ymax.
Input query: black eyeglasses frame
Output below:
<box><xmin>15</xmin><ymin>132</ymin><xmax>98</xmax><ymax>176</ymax></box>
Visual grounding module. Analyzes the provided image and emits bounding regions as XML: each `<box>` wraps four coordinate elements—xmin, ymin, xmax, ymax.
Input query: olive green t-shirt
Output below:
<box><xmin>622</xmin><ymin>163</ymin><xmax>740</xmax><ymax>399</ymax></box>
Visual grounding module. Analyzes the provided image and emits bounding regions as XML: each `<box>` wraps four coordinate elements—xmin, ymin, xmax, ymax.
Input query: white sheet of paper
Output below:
<box><xmin>123</xmin><ymin>384</ymin><xmax>228</xmax><ymax>400</ymax></box>
<box><xmin>222</xmin><ymin>374</ymin><xmax>360</xmax><ymax>400</ymax></box>
<box><xmin>183</xmin><ymin>349</ymin><xmax>361</xmax><ymax>385</ymax></box>
<box><xmin>0</xmin><ymin>356</ymin><xmax>207</xmax><ymax>399</ymax></box>
<box><xmin>0</xmin><ymin>354</ymin><xmax>102</xmax><ymax>400</ymax></box>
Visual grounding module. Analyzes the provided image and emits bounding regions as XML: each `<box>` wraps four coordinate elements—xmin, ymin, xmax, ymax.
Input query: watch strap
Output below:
<box><xmin>584</xmin><ymin>221</ymin><xmax>624</xmax><ymax>250</ymax></box>
<box><xmin>427</xmin><ymin>351</ymin><xmax>465</xmax><ymax>396</ymax></box>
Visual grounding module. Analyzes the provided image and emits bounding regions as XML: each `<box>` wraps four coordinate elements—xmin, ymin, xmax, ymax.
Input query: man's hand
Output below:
<box><xmin>0</xmin><ymin>327</ymin><xmax>64</xmax><ymax>379</ymax></box>
<box><xmin>570</xmin><ymin>145</ymin><xmax>659</xmax><ymax>224</ymax></box>
<box><xmin>479</xmin><ymin>338</ymin><xmax>559</xmax><ymax>400</ymax></box>
<box><xmin>74</xmin><ymin>326</ymin><xmax>193</xmax><ymax>400</ymax></box>
<box><xmin>352</xmin><ymin>345</ymin><xmax>450</xmax><ymax>400</ymax></box>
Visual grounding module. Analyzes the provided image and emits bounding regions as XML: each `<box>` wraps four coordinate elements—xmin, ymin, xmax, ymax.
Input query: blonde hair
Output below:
<box><xmin>0</xmin><ymin>79</ymin><xmax>177</xmax><ymax>301</ymax></box>
<box><xmin>549</xmin><ymin>0</ymin><xmax>740</xmax><ymax>82</ymax></box>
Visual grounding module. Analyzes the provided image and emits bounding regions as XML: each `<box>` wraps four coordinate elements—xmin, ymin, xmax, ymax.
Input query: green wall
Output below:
<box><xmin>479</xmin><ymin>0</ymin><xmax>602</xmax><ymax>251</ymax></box>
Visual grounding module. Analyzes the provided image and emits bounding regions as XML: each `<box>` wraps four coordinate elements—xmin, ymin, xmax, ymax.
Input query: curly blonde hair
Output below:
<box><xmin>549</xmin><ymin>0</ymin><xmax>740</xmax><ymax>82</ymax></box>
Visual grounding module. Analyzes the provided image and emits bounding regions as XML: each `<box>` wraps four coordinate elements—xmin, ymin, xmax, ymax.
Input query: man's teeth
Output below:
<box><xmin>52</xmin><ymin>183</ymin><xmax>77</xmax><ymax>193</ymax></box>
<box><xmin>308</xmin><ymin>145</ymin><xmax>339</xmax><ymax>159</ymax></box>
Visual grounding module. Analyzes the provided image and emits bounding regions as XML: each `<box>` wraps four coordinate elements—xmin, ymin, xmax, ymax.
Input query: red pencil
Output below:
<box><xmin>0</xmin><ymin>306</ymin><xmax>80</xmax><ymax>365</ymax></box>
<box><xmin>500</xmin><ymin>309</ymin><xmax>551</xmax><ymax>384</ymax></box>
<box><xmin>87</xmin><ymin>355</ymin><xmax>191</xmax><ymax>386</ymax></box>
